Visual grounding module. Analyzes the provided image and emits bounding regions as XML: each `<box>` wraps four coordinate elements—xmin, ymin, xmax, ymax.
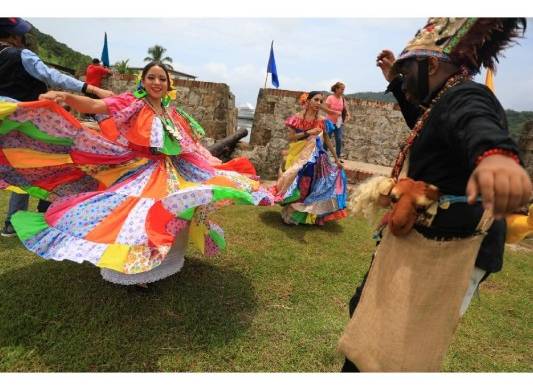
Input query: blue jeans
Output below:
<box><xmin>5</xmin><ymin>193</ymin><xmax>50</xmax><ymax>225</ymax></box>
<box><xmin>332</xmin><ymin>124</ymin><xmax>344</xmax><ymax>157</ymax></box>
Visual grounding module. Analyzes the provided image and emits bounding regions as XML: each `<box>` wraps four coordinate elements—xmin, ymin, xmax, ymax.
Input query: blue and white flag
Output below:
<box><xmin>267</xmin><ymin>41</ymin><xmax>279</xmax><ymax>88</ymax></box>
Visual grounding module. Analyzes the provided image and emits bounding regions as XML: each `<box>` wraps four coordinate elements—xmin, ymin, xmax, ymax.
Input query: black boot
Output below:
<box><xmin>1</xmin><ymin>222</ymin><xmax>16</xmax><ymax>237</ymax></box>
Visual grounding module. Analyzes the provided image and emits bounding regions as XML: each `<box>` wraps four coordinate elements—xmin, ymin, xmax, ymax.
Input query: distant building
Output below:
<box><xmin>237</xmin><ymin>104</ymin><xmax>255</xmax><ymax>143</ymax></box>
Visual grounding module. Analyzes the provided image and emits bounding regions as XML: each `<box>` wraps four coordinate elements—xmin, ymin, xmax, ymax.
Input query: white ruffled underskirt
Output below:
<box><xmin>100</xmin><ymin>228</ymin><xmax>188</xmax><ymax>285</ymax></box>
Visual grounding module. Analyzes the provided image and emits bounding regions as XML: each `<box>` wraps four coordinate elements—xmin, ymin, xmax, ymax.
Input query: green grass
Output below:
<box><xmin>0</xmin><ymin>191</ymin><xmax>531</xmax><ymax>372</ymax></box>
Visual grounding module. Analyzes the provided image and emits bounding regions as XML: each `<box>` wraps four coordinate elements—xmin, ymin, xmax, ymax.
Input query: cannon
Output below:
<box><xmin>207</xmin><ymin>128</ymin><xmax>248</xmax><ymax>161</ymax></box>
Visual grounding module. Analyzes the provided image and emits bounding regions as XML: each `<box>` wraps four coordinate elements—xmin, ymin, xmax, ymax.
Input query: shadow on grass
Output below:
<box><xmin>258</xmin><ymin>210</ymin><xmax>344</xmax><ymax>244</ymax></box>
<box><xmin>0</xmin><ymin>256</ymin><xmax>257</xmax><ymax>371</ymax></box>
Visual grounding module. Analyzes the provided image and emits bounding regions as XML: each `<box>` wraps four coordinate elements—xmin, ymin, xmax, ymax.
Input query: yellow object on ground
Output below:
<box><xmin>506</xmin><ymin>204</ymin><xmax>533</xmax><ymax>244</ymax></box>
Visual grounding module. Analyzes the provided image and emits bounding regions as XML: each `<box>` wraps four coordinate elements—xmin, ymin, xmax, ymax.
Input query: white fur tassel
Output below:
<box><xmin>348</xmin><ymin>176</ymin><xmax>395</xmax><ymax>224</ymax></box>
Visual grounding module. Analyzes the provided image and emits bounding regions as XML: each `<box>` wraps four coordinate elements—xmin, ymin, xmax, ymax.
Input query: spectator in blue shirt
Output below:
<box><xmin>0</xmin><ymin>17</ymin><xmax>114</xmax><ymax>237</ymax></box>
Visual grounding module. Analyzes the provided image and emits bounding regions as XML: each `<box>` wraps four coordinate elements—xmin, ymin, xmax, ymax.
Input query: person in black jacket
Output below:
<box><xmin>0</xmin><ymin>17</ymin><xmax>113</xmax><ymax>237</ymax></box>
<box><xmin>342</xmin><ymin>18</ymin><xmax>532</xmax><ymax>372</ymax></box>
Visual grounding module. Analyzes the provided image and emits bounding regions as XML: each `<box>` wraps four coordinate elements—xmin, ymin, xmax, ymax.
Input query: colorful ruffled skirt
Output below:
<box><xmin>272</xmin><ymin>135</ymin><xmax>347</xmax><ymax>225</ymax></box>
<box><xmin>0</xmin><ymin>98</ymin><xmax>273</xmax><ymax>283</ymax></box>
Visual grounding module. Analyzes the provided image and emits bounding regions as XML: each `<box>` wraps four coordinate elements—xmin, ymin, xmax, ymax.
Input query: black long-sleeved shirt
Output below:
<box><xmin>387</xmin><ymin>77</ymin><xmax>521</xmax><ymax>273</ymax></box>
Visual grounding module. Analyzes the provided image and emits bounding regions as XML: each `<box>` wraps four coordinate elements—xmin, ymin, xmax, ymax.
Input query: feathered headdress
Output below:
<box><xmin>394</xmin><ymin>18</ymin><xmax>527</xmax><ymax>74</ymax></box>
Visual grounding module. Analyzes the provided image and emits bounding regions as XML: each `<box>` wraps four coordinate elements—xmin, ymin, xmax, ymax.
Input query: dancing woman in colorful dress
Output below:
<box><xmin>271</xmin><ymin>91</ymin><xmax>348</xmax><ymax>225</ymax></box>
<box><xmin>0</xmin><ymin>61</ymin><xmax>273</xmax><ymax>286</ymax></box>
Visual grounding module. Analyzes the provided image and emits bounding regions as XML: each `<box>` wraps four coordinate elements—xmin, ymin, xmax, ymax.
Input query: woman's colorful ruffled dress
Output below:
<box><xmin>271</xmin><ymin>115</ymin><xmax>348</xmax><ymax>225</ymax></box>
<box><xmin>0</xmin><ymin>92</ymin><xmax>273</xmax><ymax>283</ymax></box>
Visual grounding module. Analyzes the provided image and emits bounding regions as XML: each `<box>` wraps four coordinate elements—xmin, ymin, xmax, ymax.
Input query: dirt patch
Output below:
<box><xmin>506</xmin><ymin>240</ymin><xmax>533</xmax><ymax>253</ymax></box>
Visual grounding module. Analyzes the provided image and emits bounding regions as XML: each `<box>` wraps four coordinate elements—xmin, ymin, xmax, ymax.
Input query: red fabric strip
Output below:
<box><xmin>70</xmin><ymin>150</ymin><xmax>137</xmax><ymax>165</ymax></box>
<box><xmin>33</xmin><ymin>167</ymin><xmax>86</xmax><ymax>191</ymax></box>
<box><xmin>214</xmin><ymin>157</ymin><xmax>257</xmax><ymax>176</ymax></box>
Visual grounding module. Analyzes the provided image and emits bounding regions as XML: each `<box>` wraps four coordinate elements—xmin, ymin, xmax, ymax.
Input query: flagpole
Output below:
<box><xmin>264</xmin><ymin>40</ymin><xmax>274</xmax><ymax>90</ymax></box>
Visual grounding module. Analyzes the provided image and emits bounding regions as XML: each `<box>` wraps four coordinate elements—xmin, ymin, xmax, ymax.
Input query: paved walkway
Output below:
<box><xmin>260</xmin><ymin>159</ymin><xmax>392</xmax><ymax>186</ymax></box>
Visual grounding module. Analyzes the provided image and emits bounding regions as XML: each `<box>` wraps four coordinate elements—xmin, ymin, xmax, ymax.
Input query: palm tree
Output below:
<box><xmin>144</xmin><ymin>45</ymin><xmax>173</xmax><ymax>69</ymax></box>
<box><xmin>113</xmin><ymin>59</ymin><xmax>136</xmax><ymax>80</ymax></box>
<box><xmin>114</xmin><ymin>59</ymin><xmax>130</xmax><ymax>74</ymax></box>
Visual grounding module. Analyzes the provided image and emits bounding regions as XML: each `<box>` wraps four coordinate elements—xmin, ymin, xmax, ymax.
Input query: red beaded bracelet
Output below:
<box><xmin>475</xmin><ymin>148</ymin><xmax>520</xmax><ymax>166</ymax></box>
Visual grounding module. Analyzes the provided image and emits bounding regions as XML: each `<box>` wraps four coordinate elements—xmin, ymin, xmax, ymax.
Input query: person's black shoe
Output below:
<box><xmin>1</xmin><ymin>223</ymin><xmax>16</xmax><ymax>237</ymax></box>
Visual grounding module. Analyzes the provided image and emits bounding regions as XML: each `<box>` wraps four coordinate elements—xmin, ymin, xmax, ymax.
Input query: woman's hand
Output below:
<box><xmin>40</xmin><ymin>91</ymin><xmax>108</xmax><ymax>115</ymax></box>
<box><xmin>376</xmin><ymin>49</ymin><xmax>397</xmax><ymax>82</ymax></box>
<box><xmin>306</xmin><ymin>128</ymin><xmax>322</xmax><ymax>136</ymax></box>
<box><xmin>466</xmin><ymin>154</ymin><xmax>533</xmax><ymax>219</ymax></box>
<box><xmin>39</xmin><ymin>91</ymin><xmax>67</xmax><ymax>104</ymax></box>
<box><xmin>335</xmin><ymin>159</ymin><xmax>343</xmax><ymax>169</ymax></box>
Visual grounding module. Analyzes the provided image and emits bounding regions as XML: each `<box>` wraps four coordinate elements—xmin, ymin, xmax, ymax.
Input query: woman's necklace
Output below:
<box><xmin>302</xmin><ymin>108</ymin><xmax>318</xmax><ymax>123</ymax></box>
<box><xmin>144</xmin><ymin>97</ymin><xmax>163</xmax><ymax>115</ymax></box>
<box><xmin>143</xmin><ymin>98</ymin><xmax>182</xmax><ymax>141</ymax></box>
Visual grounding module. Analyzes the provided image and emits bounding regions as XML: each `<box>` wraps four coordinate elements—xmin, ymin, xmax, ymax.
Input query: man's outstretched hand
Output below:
<box><xmin>466</xmin><ymin>154</ymin><xmax>532</xmax><ymax>219</ymax></box>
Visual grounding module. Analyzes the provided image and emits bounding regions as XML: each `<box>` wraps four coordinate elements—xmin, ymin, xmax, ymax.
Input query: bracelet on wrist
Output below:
<box><xmin>475</xmin><ymin>148</ymin><xmax>520</xmax><ymax>166</ymax></box>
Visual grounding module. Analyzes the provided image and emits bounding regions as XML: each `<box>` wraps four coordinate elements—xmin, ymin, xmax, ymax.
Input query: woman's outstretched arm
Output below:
<box><xmin>39</xmin><ymin>91</ymin><xmax>108</xmax><ymax>114</ymax></box>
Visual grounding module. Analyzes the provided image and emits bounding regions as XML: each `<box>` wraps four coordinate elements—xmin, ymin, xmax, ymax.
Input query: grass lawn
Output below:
<box><xmin>0</xmin><ymin>191</ymin><xmax>531</xmax><ymax>372</ymax></box>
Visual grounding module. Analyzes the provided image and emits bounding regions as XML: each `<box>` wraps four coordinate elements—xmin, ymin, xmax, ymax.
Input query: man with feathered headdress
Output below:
<box><xmin>339</xmin><ymin>18</ymin><xmax>532</xmax><ymax>372</ymax></box>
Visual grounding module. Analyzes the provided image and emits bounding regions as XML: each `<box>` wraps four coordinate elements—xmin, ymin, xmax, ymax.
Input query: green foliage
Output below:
<box><xmin>26</xmin><ymin>26</ymin><xmax>92</xmax><ymax>76</ymax></box>
<box><xmin>114</xmin><ymin>59</ymin><xmax>130</xmax><ymax>75</ymax></box>
<box><xmin>505</xmin><ymin>110</ymin><xmax>533</xmax><ymax>141</ymax></box>
<box><xmin>144</xmin><ymin>45</ymin><xmax>173</xmax><ymax>69</ymax></box>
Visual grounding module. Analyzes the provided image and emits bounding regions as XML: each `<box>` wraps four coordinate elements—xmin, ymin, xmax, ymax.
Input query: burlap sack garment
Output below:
<box><xmin>338</xmin><ymin>158</ymin><xmax>493</xmax><ymax>371</ymax></box>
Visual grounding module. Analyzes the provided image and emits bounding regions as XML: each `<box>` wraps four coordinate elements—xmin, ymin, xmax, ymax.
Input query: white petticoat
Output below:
<box><xmin>100</xmin><ymin>228</ymin><xmax>189</xmax><ymax>285</ymax></box>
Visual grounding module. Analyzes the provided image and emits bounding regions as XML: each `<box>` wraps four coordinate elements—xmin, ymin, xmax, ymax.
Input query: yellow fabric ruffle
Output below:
<box><xmin>285</xmin><ymin>140</ymin><xmax>307</xmax><ymax>170</ymax></box>
<box><xmin>0</xmin><ymin>102</ymin><xmax>18</xmax><ymax>119</ymax></box>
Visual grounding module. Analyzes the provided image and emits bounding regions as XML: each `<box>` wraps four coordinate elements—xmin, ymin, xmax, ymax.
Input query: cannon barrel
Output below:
<box><xmin>207</xmin><ymin>128</ymin><xmax>248</xmax><ymax>159</ymax></box>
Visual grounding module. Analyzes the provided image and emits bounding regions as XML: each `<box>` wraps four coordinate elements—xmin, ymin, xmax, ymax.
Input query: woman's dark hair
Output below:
<box><xmin>307</xmin><ymin>91</ymin><xmax>322</xmax><ymax>100</ymax></box>
<box><xmin>141</xmin><ymin>61</ymin><xmax>173</xmax><ymax>90</ymax></box>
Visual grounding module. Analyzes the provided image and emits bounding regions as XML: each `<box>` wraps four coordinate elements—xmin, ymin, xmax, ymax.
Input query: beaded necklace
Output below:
<box><xmin>143</xmin><ymin>98</ymin><xmax>182</xmax><ymax>141</ymax></box>
<box><xmin>390</xmin><ymin>69</ymin><xmax>472</xmax><ymax>179</ymax></box>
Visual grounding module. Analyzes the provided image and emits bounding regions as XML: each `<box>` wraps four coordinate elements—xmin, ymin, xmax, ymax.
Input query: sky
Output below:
<box><xmin>26</xmin><ymin>17</ymin><xmax>533</xmax><ymax>111</ymax></box>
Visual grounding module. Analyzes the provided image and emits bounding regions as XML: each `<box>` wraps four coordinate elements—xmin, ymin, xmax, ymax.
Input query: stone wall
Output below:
<box><xmin>172</xmin><ymin>79</ymin><xmax>237</xmax><ymax>140</ymax></box>
<box><xmin>100</xmin><ymin>74</ymin><xmax>136</xmax><ymax>94</ymax></box>
<box><xmin>518</xmin><ymin>120</ymin><xmax>533</xmax><ymax>179</ymax></box>
<box><xmin>100</xmin><ymin>75</ymin><xmax>237</xmax><ymax>140</ymax></box>
<box><xmin>238</xmin><ymin>88</ymin><xmax>410</xmax><ymax>179</ymax></box>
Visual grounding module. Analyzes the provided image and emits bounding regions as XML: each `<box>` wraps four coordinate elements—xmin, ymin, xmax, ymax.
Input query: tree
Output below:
<box><xmin>29</xmin><ymin>26</ymin><xmax>92</xmax><ymax>74</ymax></box>
<box><xmin>114</xmin><ymin>59</ymin><xmax>130</xmax><ymax>74</ymax></box>
<box><xmin>144</xmin><ymin>45</ymin><xmax>173</xmax><ymax>69</ymax></box>
<box><xmin>113</xmin><ymin>59</ymin><xmax>135</xmax><ymax>80</ymax></box>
